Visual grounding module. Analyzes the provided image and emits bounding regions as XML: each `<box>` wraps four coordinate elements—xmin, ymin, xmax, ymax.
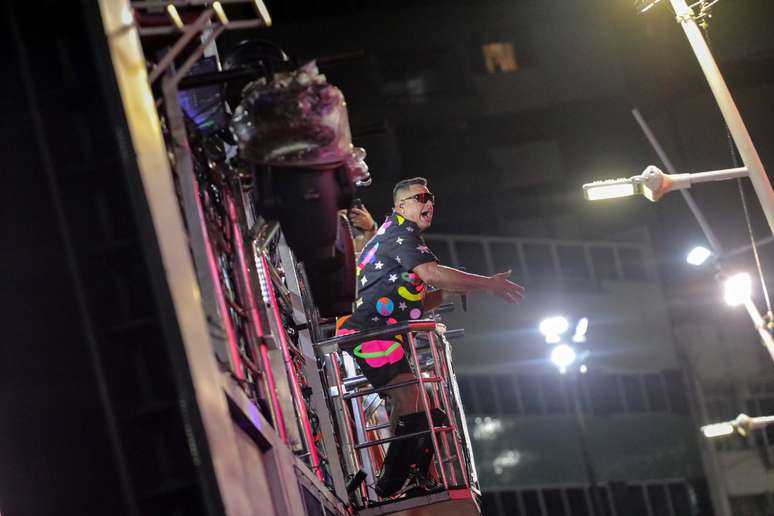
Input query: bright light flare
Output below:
<box><xmin>724</xmin><ymin>273</ymin><xmax>752</xmax><ymax>306</ymax></box>
<box><xmin>551</xmin><ymin>344</ymin><xmax>577</xmax><ymax>374</ymax></box>
<box><xmin>686</xmin><ymin>246</ymin><xmax>712</xmax><ymax>266</ymax></box>
<box><xmin>539</xmin><ymin>316</ymin><xmax>569</xmax><ymax>343</ymax></box>
<box><xmin>573</xmin><ymin>317</ymin><xmax>588</xmax><ymax>343</ymax></box>
<box><xmin>166</xmin><ymin>4</ymin><xmax>184</xmax><ymax>29</ymax></box>
<box><xmin>493</xmin><ymin>450</ymin><xmax>521</xmax><ymax>474</ymax></box>
<box><xmin>701</xmin><ymin>422</ymin><xmax>734</xmax><ymax>438</ymax></box>
<box><xmin>583</xmin><ymin>179</ymin><xmax>640</xmax><ymax>201</ymax></box>
<box><xmin>473</xmin><ymin>416</ymin><xmax>503</xmax><ymax>441</ymax></box>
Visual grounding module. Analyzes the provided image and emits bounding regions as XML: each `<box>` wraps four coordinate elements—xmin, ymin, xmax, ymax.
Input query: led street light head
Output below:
<box><xmin>701</xmin><ymin>422</ymin><xmax>735</xmax><ymax>438</ymax></box>
<box><xmin>540</xmin><ymin>316</ymin><xmax>569</xmax><ymax>343</ymax></box>
<box><xmin>551</xmin><ymin>344</ymin><xmax>577</xmax><ymax>374</ymax></box>
<box><xmin>583</xmin><ymin>178</ymin><xmax>642</xmax><ymax>201</ymax></box>
<box><xmin>686</xmin><ymin>246</ymin><xmax>712</xmax><ymax>266</ymax></box>
<box><xmin>573</xmin><ymin>317</ymin><xmax>589</xmax><ymax>343</ymax></box>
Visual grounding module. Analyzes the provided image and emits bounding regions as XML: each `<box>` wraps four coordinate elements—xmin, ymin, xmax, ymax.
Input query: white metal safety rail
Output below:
<box><xmin>315</xmin><ymin>320</ymin><xmax>481</xmax><ymax>512</ymax></box>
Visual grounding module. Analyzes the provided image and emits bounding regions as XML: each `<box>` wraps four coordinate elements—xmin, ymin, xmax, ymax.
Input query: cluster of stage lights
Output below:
<box><xmin>539</xmin><ymin>316</ymin><xmax>589</xmax><ymax>374</ymax></box>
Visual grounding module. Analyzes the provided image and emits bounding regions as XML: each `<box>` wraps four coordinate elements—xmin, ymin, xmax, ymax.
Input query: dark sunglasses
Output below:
<box><xmin>400</xmin><ymin>192</ymin><xmax>435</xmax><ymax>205</ymax></box>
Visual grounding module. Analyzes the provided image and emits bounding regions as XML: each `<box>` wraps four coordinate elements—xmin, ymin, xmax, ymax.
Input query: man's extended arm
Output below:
<box><xmin>422</xmin><ymin>289</ymin><xmax>447</xmax><ymax>312</ymax></box>
<box><xmin>414</xmin><ymin>262</ymin><xmax>524</xmax><ymax>304</ymax></box>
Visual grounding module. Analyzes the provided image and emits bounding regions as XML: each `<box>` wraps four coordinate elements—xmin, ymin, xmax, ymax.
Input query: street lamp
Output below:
<box><xmin>723</xmin><ymin>273</ymin><xmax>751</xmax><ymax>307</ymax></box>
<box><xmin>583</xmin><ymin>165</ymin><xmax>749</xmax><ymax>203</ymax></box>
<box><xmin>539</xmin><ymin>316</ymin><xmax>569</xmax><ymax>344</ymax></box>
<box><xmin>541</xmin><ymin>326</ymin><xmax>604</xmax><ymax>516</ymax></box>
<box><xmin>721</xmin><ymin>273</ymin><xmax>774</xmax><ymax>362</ymax></box>
<box><xmin>686</xmin><ymin>246</ymin><xmax>712</xmax><ymax>266</ymax></box>
<box><xmin>573</xmin><ymin>317</ymin><xmax>589</xmax><ymax>343</ymax></box>
<box><xmin>702</xmin><ymin>413</ymin><xmax>774</xmax><ymax>439</ymax></box>
<box><xmin>550</xmin><ymin>344</ymin><xmax>577</xmax><ymax>374</ymax></box>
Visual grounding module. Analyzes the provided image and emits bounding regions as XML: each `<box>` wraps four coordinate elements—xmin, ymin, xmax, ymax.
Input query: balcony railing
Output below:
<box><xmin>424</xmin><ymin>233</ymin><xmax>656</xmax><ymax>290</ymax></box>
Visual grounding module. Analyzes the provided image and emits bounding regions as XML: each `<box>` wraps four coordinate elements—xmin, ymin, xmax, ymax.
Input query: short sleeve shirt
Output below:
<box><xmin>341</xmin><ymin>212</ymin><xmax>438</xmax><ymax>333</ymax></box>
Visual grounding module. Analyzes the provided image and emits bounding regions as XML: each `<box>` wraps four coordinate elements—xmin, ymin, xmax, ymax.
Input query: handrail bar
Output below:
<box><xmin>314</xmin><ymin>319</ymin><xmax>439</xmax><ymax>354</ymax></box>
<box><xmin>354</xmin><ymin>426</ymin><xmax>454</xmax><ymax>450</ymax></box>
<box><xmin>341</xmin><ymin>377</ymin><xmax>441</xmax><ymax>401</ymax></box>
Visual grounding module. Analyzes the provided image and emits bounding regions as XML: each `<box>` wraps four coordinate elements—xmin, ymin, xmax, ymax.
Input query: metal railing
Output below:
<box><xmin>315</xmin><ymin>319</ymin><xmax>479</xmax><ymax>508</ymax></box>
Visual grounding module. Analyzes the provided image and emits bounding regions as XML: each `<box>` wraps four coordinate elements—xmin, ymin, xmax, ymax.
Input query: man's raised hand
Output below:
<box><xmin>487</xmin><ymin>270</ymin><xmax>525</xmax><ymax>304</ymax></box>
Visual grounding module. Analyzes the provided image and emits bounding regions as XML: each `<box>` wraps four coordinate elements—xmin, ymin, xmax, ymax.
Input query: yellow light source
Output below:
<box><xmin>253</xmin><ymin>0</ymin><xmax>273</xmax><ymax>26</ymax></box>
<box><xmin>212</xmin><ymin>1</ymin><xmax>229</xmax><ymax>25</ymax></box>
<box><xmin>701</xmin><ymin>422</ymin><xmax>734</xmax><ymax>438</ymax></box>
<box><xmin>583</xmin><ymin>179</ymin><xmax>641</xmax><ymax>201</ymax></box>
<box><xmin>166</xmin><ymin>4</ymin><xmax>184</xmax><ymax>29</ymax></box>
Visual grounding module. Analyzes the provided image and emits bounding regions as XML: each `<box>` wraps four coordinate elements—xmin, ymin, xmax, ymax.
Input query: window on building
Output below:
<box><xmin>644</xmin><ymin>373</ymin><xmax>668</xmax><ymax>411</ymax></box>
<box><xmin>663</xmin><ymin>371</ymin><xmax>689</xmax><ymax>414</ymax></box>
<box><xmin>481</xmin><ymin>491</ymin><xmax>501</xmax><ymax>516</ymax></box>
<box><xmin>495</xmin><ymin>375</ymin><xmax>521</xmax><ymax>415</ymax></box>
<box><xmin>557</xmin><ymin>245</ymin><xmax>591</xmax><ymax>281</ymax></box>
<box><xmin>499</xmin><ymin>491</ymin><xmax>523</xmax><ymax>516</ymax></box>
<box><xmin>618</xmin><ymin>247</ymin><xmax>647</xmax><ymax>280</ymax></box>
<box><xmin>523</xmin><ymin>243</ymin><xmax>556</xmax><ymax>283</ymax></box>
<box><xmin>647</xmin><ymin>484</ymin><xmax>670</xmax><ymax>515</ymax></box>
<box><xmin>455</xmin><ymin>241</ymin><xmax>489</xmax><ymax>275</ymax></box>
<box><xmin>517</xmin><ymin>374</ymin><xmax>543</xmax><ymax>414</ymax></box>
<box><xmin>566</xmin><ymin>487</ymin><xmax>591</xmax><ymax>516</ymax></box>
<box><xmin>626</xmin><ymin>484</ymin><xmax>649</xmax><ymax>516</ymax></box>
<box><xmin>590</xmin><ymin>246</ymin><xmax>618</xmax><ymax>280</ymax></box>
<box><xmin>621</xmin><ymin>375</ymin><xmax>646</xmax><ymax>412</ymax></box>
<box><xmin>426</xmin><ymin>238</ymin><xmax>452</xmax><ymax>267</ymax></box>
<box><xmin>472</xmin><ymin>376</ymin><xmax>499</xmax><ymax>414</ymax></box>
<box><xmin>482</xmin><ymin>42</ymin><xmax>518</xmax><ymax>73</ymax></box>
<box><xmin>491</xmin><ymin>242</ymin><xmax>524</xmax><ymax>281</ymax></box>
<box><xmin>456</xmin><ymin>375</ymin><xmax>477</xmax><ymax>413</ymax></box>
<box><xmin>589</xmin><ymin>374</ymin><xmax>624</xmax><ymax>415</ymax></box>
<box><xmin>593</xmin><ymin>486</ymin><xmax>613</xmax><ymax>516</ymax></box>
<box><xmin>542</xmin><ymin>374</ymin><xmax>569</xmax><ymax>414</ymax></box>
<box><xmin>668</xmin><ymin>483</ymin><xmax>692</xmax><ymax>515</ymax></box>
<box><xmin>543</xmin><ymin>489</ymin><xmax>566</xmax><ymax>516</ymax></box>
<box><xmin>521</xmin><ymin>490</ymin><xmax>542</xmax><ymax>515</ymax></box>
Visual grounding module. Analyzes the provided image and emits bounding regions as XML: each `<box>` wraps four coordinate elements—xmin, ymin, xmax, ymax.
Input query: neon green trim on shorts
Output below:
<box><xmin>353</xmin><ymin>342</ymin><xmax>402</xmax><ymax>359</ymax></box>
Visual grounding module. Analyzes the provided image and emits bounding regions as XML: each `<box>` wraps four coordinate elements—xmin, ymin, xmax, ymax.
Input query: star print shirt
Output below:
<box><xmin>341</xmin><ymin>212</ymin><xmax>439</xmax><ymax>335</ymax></box>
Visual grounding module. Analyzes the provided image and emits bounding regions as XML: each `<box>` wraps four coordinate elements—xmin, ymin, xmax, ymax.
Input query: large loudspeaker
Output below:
<box><xmin>253</xmin><ymin>164</ymin><xmax>356</xmax><ymax>317</ymax></box>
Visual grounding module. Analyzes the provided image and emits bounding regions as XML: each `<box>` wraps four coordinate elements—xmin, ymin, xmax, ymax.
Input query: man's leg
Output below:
<box><xmin>385</xmin><ymin>372</ymin><xmax>422</xmax><ymax>424</ymax></box>
<box><xmin>376</xmin><ymin>372</ymin><xmax>447</xmax><ymax>498</ymax></box>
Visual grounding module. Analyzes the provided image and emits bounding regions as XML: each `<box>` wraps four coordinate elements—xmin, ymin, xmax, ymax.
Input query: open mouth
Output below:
<box><xmin>420</xmin><ymin>209</ymin><xmax>432</xmax><ymax>224</ymax></box>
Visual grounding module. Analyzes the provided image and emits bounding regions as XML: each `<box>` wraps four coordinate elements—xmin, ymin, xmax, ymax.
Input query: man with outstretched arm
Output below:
<box><xmin>336</xmin><ymin>177</ymin><xmax>525</xmax><ymax>498</ymax></box>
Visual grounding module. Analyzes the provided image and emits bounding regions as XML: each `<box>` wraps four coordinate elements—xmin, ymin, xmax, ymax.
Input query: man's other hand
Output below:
<box><xmin>350</xmin><ymin>206</ymin><xmax>376</xmax><ymax>231</ymax></box>
<box><xmin>487</xmin><ymin>270</ymin><xmax>525</xmax><ymax>304</ymax></box>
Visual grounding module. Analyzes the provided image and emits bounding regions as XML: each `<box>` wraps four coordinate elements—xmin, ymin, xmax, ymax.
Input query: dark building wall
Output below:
<box><xmin>1</xmin><ymin>3</ymin><xmax>224</xmax><ymax>515</ymax></box>
<box><xmin>257</xmin><ymin>0</ymin><xmax>774</xmax><ymax>254</ymax></box>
